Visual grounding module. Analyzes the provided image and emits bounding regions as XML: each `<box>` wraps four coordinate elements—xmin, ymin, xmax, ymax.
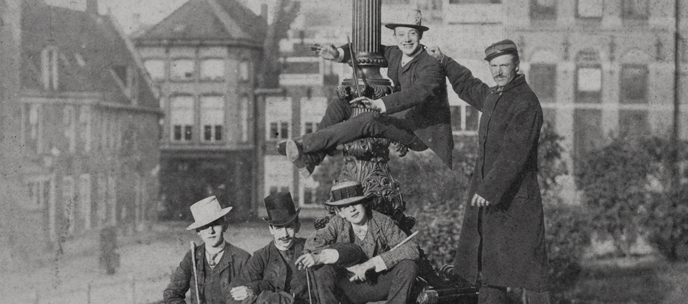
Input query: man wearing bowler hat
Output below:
<box><xmin>296</xmin><ymin>181</ymin><xmax>420</xmax><ymax>304</ymax></box>
<box><xmin>164</xmin><ymin>196</ymin><xmax>252</xmax><ymax>304</ymax></box>
<box><xmin>277</xmin><ymin>9</ymin><xmax>453</xmax><ymax>176</ymax></box>
<box><xmin>229</xmin><ymin>192</ymin><xmax>314</xmax><ymax>304</ymax></box>
<box><xmin>428</xmin><ymin>41</ymin><xmax>551</xmax><ymax>303</ymax></box>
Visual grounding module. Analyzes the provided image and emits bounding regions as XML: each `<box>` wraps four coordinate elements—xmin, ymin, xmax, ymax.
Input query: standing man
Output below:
<box><xmin>163</xmin><ymin>196</ymin><xmax>252</xmax><ymax>304</ymax></box>
<box><xmin>429</xmin><ymin>40</ymin><xmax>551</xmax><ymax>303</ymax></box>
<box><xmin>296</xmin><ymin>181</ymin><xmax>420</xmax><ymax>304</ymax></box>
<box><xmin>278</xmin><ymin>9</ymin><xmax>453</xmax><ymax>176</ymax></box>
<box><xmin>229</xmin><ymin>192</ymin><xmax>312</xmax><ymax>304</ymax></box>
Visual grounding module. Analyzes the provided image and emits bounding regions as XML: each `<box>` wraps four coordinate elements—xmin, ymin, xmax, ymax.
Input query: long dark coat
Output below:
<box><xmin>441</xmin><ymin>56</ymin><xmax>550</xmax><ymax>291</ymax></box>
<box><xmin>230</xmin><ymin>238</ymin><xmax>311</xmax><ymax>304</ymax></box>
<box><xmin>341</xmin><ymin>45</ymin><xmax>454</xmax><ymax>168</ymax></box>
<box><xmin>163</xmin><ymin>242</ymin><xmax>251</xmax><ymax>304</ymax></box>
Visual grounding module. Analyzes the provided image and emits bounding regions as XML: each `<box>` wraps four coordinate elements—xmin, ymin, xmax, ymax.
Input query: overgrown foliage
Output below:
<box><xmin>575</xmin><ymin>136</ymin><xmax>688</xmax><ymax>260</ymax></box>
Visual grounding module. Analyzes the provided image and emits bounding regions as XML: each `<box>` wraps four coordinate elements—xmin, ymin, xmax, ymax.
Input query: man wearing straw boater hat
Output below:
<box><xmin>427</xmin><ymin>41</ymin><xmax>552</xmax><ymax>303</ymax></box>
<box><xmin>163</xmin><ymin>196</ymin><xmax>251</xmax><ymax>304</ymax></box>
<box><xmin>295</xmin><ymin>181</ymin><xmax>420</xmax><ymax>304</ymax></box>
<box><xmin>228</xmin><ymin>192</ymin><xmax>314</xmax><ymax>304</ymax></box>
<box><xmin>277</xmin><ymin>9</ymin><xmax>453</xmax><ymax>176</ymax></box>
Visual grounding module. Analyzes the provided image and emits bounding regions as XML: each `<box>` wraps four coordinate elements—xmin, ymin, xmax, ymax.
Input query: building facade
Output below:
<box><xmin>1</xmin><ymin>0</ymin><xmax>162</xmax><ymax>258</ymax></box>
<box><xmin>135</xmin><ymin>0</ymin><xmax>267</xmax><ymax>220</ymax></box>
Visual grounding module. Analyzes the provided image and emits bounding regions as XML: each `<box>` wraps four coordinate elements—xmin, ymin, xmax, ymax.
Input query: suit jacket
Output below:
<box><xmin>441</xmin><ymin>56</ymin><xmax>550</xmax><ymax>291</ymax></box>
<box><xmin>230</xmin><ymin>238</ymin><xmax>311</xmax><ymax>304</ymax></box>
<box><xmin>305</xmin><ymin>210</ymin><xmax>419</xmax><ymax>269</ymax></box>
<box><xmin>163</xmin><ymin>242</ymin><xmax>252</xmax><ymax>304</ymax></box>
<box><xmin>341</xmin><ymin>45</ymin><xmax>454</xmax><ymax>168</ymax></box>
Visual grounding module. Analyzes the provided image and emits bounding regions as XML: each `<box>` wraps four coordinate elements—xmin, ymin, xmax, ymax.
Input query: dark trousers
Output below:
<box><xmin>302</xmin><ymin>98</ymin><xmax>427</xmax><ymax>154</ymax></box>
<box><xmin>478</xmin><ymin>286</ymin><xmax>551</xmax><ymax>304</ymax></box>
<box><xmin>312</xmin><ymin>260</ymin><xmax>418</xmax><ymax>304</ymax></box>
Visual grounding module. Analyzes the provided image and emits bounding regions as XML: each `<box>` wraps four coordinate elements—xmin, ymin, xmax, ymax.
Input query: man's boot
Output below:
<box><xmin>285</xmin><ymin>138</ymin><xmax>324</xmax><ymax>177</ymax></box>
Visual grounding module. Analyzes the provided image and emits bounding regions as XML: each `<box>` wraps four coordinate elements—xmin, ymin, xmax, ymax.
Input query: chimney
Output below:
<box><xmin>86</xmin><ymin>0</ymin><xmax>98</xmax><ymax>15</ymax></box>
<box><xmin>260</xmin><ymin>4</ymin><xmax>268</xmax><ymax>20</ymax></box>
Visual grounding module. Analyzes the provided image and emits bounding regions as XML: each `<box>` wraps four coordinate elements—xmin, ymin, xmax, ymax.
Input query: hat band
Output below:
<box><xmin>331</xmin><ymin>185</ymin><xmax>364</xmax><ymax>202</ymax></box>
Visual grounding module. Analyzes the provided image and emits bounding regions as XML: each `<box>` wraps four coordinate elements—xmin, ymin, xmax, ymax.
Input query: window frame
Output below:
<box><xmin>170</xmin><ymin>58</ymin><xmax>196</xmax><ymax>82</ymax></box>
<box><xmin>199</xmin><ymin>58</ymin><xmax>226</xmax><ymax>82</ymax></box>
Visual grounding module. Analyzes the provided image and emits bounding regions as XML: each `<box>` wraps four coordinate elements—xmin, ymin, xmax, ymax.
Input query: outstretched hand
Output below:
<box><xmin>315</xmin><ymin>43</ymin><xmax>339</xmax><ymax>61</ymax></box>
<box><xmin>426</xmin><ymin>45</ymin><xmax>445</xmax><ymax>62</ymax></box>
<box><xmin>350</xmin><ymin>97</ymin><xmax>386</xmax><ymax>113</ymax></box>
<box><xmin>346</xmin><ymin>263</ymin><xmax>371</xmax><ymax>282</ymax></box>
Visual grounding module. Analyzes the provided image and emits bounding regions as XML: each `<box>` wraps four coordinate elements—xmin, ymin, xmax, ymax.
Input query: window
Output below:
<box><xmin>623</xmin><ymin>0</ymin><xmax>649</xmax><ymax>21</ymax></box>
<box><xmin>574</xmin><ymin>109</ymin><xmax>603</xmax><ymax>172</ymax></box>
<box><xmin>266</xmin><ymin>97</ymin><xmax>292</xmax><ymax>140</ymax></box>
<box><xmin>620</xmin><ymin>65</ymin><xmax>648</xmax><ymax>104</ymax></box>
<box><xmin>62</xmin><ymin>176</ymin><xmax>75</xmax><ymax>234</ymax></box>
<box><xmin>282</xmin><ymin>61</ymin><xmax>320</xmax><ymax>74</ymax></box>
<box><xmin>200</xmin><ymin>58</ymin><xmax>225</xmax><ymax>81</ymax></box>
<box><xmin>27</xmin><ymin>177</ymin><xmax>51</xmax><ymax>211</ymax></box>
<box><xmin>577</xmin><ymin>0</ymin><xmax>603</xmax><ymax>18</ymax></box>
<box><xmin>239</xmin><ymin>60</ymin><xmax>250</xmax><ymax>82</ymax></box>
<box><xmin>97</xmin><ymin>174</ymin><xmax>107</xmax><ymax>227</ymax></box>
<box><xmin>240</xmin><ymin>96</ymin><xmax>250</xmax><ymax>142</ymax></box>
<box><xmin>42</xmin><ymin>46</ymin><xmax>59</xmax><ymax>90</ymax></box>
<box><xmin>529</xmin><ymin>64</ymin><xmax>556</xmax><ymax>103</ymax></box>
<box><xmin>619</xmin><ymin>110</ymin><xmax>649</xmax><ymax>138</ymax></box>
<box><xmin>575</xmin><ymin>50</ymin><xmax>602</xmax><ymax>104</ymax></box>
<box><xmin>264</xmin><ymin>156</ymin><xmax>293</xmax><ymax>200</ymax></box>
<box><xmin>574</xmin><ymin>49</ymin><xmax>603</xmax><ymax>173</ymax></box>
<box><xmin>200</xmin><ymin>95</ymin><xmax>224</xmax><ymax>142</ymax></box>
<box><xmin>170</xmin><ymin>96</ymin><xmax>194</xmax><ymax>142</ymax></box>
<box><xmin>170</xmin><ymin>59</ymin><xmax>194</xmax><ymax>81</ymax></box>
<box><xmin>108</xmin><ymin>174</ymin><xmax>117</xmax><ymax>225</ymax></box>
<box><xmin>144</xmin><ymin>59</ymin><xmax>165</xmax><ymax>81</ymax></box>
<box><xmin>304</xmin><ymin>122</ymin><xmax>317</xmax><ymax>134</ymax></box>
<box><xmin>27</xmin><ymin>104</ymin><xmax>44</xmax><ymax>153</ymax></box>
<box><xmin>450</xmin><ymin>103</ymin><xmax>480</xmax><ymax>133</ymax></box>
<box><xmin>300</xmin><ymin>97</ymin><xmax>326</xmax><ymax>136</ymax></box>
<box><xmin>111</xmin><ymin>65</ymin><xmax>139</xmax><ymax>103</ymax></box>
<box><xmin>64</xmin><ymin>106</ymin><xmax>76</xmax><ymax>153</ymax></box>
<box><xmin>531</xmin><ymin>0</ymin><xmax>556</xmax><ymax>20</ymax></box>
<box><xmin>80</xmin><ymin>174</ymin><xmax>92</xmax><ymax>230</ymax></box>
<box><xmin>80</xmin><ymin>106</ymin><xmax>92</xmax><ymax>153</ymax></box>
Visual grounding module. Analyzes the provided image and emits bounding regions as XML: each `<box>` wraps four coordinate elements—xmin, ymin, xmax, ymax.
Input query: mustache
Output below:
<box><xmin>278</xmin><ymin>236</ymin><xmax>293</xmax><ymax>242</ymax></box>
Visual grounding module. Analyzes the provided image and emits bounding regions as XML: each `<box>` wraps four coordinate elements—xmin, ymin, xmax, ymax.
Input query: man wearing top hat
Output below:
<box><xmin>228</xmin><ymin>192</ymin><xmax>312</xmax><ymax>304</ymax></box>
<box><xmin>295</xmin><ymin>181</ymin><xmax>420</xmax><ymax>304</ymax></box>
<box><xmin>427</xmin><ymin>41</ymin><xmax>551</xmax><ymax>303</ymax></box>
<box><xmin>164</xmin><ymin>196</ymin><xmax>252</xmax><ymax>304</ymax></box>
<box><xmin>277</xmin><ymin>9</ymin><xmax>453</xmax><ymax>176</ymax></box>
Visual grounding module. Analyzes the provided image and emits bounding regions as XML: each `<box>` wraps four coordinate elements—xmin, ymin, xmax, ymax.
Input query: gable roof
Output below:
<box><xmin>137</xmin><ymin>0</ymin><xmax>266</xmax><ymax>46</ymax></box>
<box><xmin>20</xmin><ymin>3</ymin><xmax>158</xmax><ymax>108</ymax></box>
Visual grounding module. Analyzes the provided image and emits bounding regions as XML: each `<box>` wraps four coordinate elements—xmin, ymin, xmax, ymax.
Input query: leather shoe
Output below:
<box><xmin>276</xmin><ymin>140</ymin><xmax>287</xmax><ymax>156</ymax></box>
<box><xmin>286</xmin><ymin>139</ymin><xmax>322</xmax><ymax>177</ymax></box>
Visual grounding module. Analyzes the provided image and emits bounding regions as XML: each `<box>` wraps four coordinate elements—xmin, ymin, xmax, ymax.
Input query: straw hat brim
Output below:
<box><xmin>325</xmin><ymin>194</ymin><xmax>373</xmax><ymax>207</ymax></box>
<box><xmin>384</xmin><ymin>23</ymin><xmax>429</xmax><ymax>32</ymax></box>
<box><xmin>186</xmin><ymin>207</ymin><xmax>232</xmax><ymax>230</ymax></box>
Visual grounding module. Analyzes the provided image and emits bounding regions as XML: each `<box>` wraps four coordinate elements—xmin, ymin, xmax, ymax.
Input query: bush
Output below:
<box><xmin>576</xmin><ymin>136</ymin><xmax>688</xmax><ymax>259</ymax></box>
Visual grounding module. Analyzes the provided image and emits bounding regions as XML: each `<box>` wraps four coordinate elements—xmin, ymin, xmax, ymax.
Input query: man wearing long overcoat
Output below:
<box><xmin>430</xmin><ymin>40</ymin><xmax>551</xmax><ymax>303</ymax></box>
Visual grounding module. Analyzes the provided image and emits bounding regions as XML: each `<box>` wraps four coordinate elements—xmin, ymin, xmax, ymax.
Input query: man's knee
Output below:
<box><xmin>312</xmin><ymin>264</ymin><xmax>338</xmax><ymax>283</ymax></box>
<box><xmin>393</xmin><ymin>260</ymin><xmax>419</xmax><ymax>278</ymax></box>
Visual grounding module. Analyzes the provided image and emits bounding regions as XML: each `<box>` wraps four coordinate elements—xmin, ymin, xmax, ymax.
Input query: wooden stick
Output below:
<box><xmin>190</xmin><ymin>241</ymin><xmax>201</xmax><ymax>303</ymax></box>
<box><xmin>391</xmin><ymin>231</ymin><xmax>419</xmax><ymax>251</ymax></box>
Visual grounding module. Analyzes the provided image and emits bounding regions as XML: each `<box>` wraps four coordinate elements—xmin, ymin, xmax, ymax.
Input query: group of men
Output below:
<box><xmin>164</xmin><ymin>9</ymin><xmax>551</xmax><ymax>304</ymax></box>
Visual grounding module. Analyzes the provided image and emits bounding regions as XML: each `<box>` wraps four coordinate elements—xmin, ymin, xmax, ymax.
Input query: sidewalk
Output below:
<box><xmin>1</xmin><ymin>220</ymin><xmax>315</xmax><ymax>304</ymax></box>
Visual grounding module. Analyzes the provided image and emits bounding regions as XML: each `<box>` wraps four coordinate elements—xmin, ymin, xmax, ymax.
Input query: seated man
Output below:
<box><xmin>163</xmin><ymin>196</ymin><xmax>251</xmax><ymax>304</ymax></box>
<box><xmin>279</xmin><ymin>9</ymin><xmax>453</xmax><ymax>176</ymax></box>
<box><xmin>229</xmin><ymin>192</ymin><xmax>313</xmax><ymax>304</ymax></box>
<box><xmin>295</xmin><ymin>181</ymin><xmax>420</xmax><ymax>304</ymax></box>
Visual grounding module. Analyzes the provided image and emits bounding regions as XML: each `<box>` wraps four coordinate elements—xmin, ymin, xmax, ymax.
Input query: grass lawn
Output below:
<box><xmin>563</xmin><ymin>255</ymin><xmax>688</xmax><ymax>304</ymax></box>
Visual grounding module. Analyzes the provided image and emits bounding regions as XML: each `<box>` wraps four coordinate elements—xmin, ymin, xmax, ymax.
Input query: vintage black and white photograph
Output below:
<box><xmin>0</xmin><ymin>0</ymin><xmax>686</xmax><ymax>303</ymax></box>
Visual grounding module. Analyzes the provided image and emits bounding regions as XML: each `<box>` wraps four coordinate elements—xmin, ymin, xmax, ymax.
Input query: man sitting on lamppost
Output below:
<box><xmin>295</xmin><ymin>181</ymin><xmax>420</xmax><ymax>304</ymax></box>
<box><xmin>278</xmin><ymin>9</ymin><xmax>453</xmax><ymax>176</ymax></box>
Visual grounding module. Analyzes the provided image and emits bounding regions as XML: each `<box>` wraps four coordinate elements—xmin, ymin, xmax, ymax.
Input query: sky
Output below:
<box><xmin>43</xmin><ymin>0</ymin><xmax>268</xmax><ymax>34</ymax></box>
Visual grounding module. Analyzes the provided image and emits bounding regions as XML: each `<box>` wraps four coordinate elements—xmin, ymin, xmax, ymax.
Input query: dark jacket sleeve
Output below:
<box><xmin>163</xmin><ymin>251</ymin><xmax>192</xmax><ymax>304</ymax></box>
<box><xmin>232</xmin><ymin>247</ymin><xmax>276</xmax><ymax>297</ymax></box>
<box><xmin>476</xmin><ymin>96</ymin><xmax>542</xmax><ymax>205</ymax></box>
<box><xmin>441</xmin><ymin>55</ymin><xmax>490</xmax><ymax>111</ymax></box>
<box><xmin>381</xmin><ymin>50</ymin><xmax>445</xmax><ymax>114</ymax></box>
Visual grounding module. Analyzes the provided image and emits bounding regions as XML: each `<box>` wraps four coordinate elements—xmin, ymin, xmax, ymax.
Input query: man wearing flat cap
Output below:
<box><xmin>428</xmin><ymin>41</ymin><xmax>552</xmax><ymax>303</ymax></box>
<box><xmin>296</xmin><ymin>181</ymin><xmax>420</xmax><ymax>304</ymax></box>
<box><xmin>164</xmin><ymin>196</ymin><xmax>252</xmax><ymax>304</ymax></box>
<box><xmin>277</xmin><ymin>9</ymin><xmax>453</xmax><ymax>176</ymax></box>
<box><xmin>229</xmin><ymin>192</ymin><xmax>316</xmax><ymax>304</ymax></box>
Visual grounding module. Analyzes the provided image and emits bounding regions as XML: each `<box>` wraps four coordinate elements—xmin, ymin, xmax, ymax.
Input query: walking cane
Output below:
<box><xmin>190</xmin><ymin>241</ymin><xmax>201</xmax><ymax>304</ymax></box>
<box><xmin>306</xmin><ymin>267</ymin><xmax>314</xmax><ymax>304</ymax></box>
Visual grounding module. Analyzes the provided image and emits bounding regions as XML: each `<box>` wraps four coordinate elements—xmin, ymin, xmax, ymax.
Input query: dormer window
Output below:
<box><xmin>41</xmin><ymin>46</ymin><xmax>59</xmax><ymax>90</ymax></box>
<box><xmin>111</xmin><ymin>65</ymin><xmax>139</xmax><ymax>104</ymax></box>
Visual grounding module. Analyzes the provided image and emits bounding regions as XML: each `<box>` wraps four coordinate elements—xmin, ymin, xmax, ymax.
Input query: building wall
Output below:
<box><xmin>138</xmin><ymin>43</ymin><xmax>261</xmax><ymax>219</ymax></box>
